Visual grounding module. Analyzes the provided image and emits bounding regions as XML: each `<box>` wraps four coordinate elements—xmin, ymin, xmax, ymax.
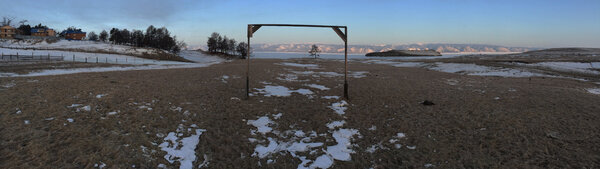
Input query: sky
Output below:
<box><xmin>1</xmin><ymin>0</ymin><xmax>599</xmax><ymax>48</ymax></box>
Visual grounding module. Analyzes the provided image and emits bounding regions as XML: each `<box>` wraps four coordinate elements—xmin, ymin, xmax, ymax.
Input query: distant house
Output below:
<box><xmin>64</xmin><ymin>30</ymin><xmax>86</xmax><ymax>40</ymax></box>
<box><xmin>0</xmin><ymin>25</ymin><xmax>17</xmax><ymax>39</ymax></box>
<box><xmin>31</xmin><ymin>28</ymin><xmax>56</xmax><ymax>37</ymax></box>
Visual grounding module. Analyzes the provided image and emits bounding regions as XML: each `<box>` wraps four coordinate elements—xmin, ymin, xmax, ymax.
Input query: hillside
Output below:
<box><xmin>0</xmin><ymin>39</ymin><xmax>189</xmax><ymax>62</ymax></box>
<box><xmin>366</xmin><ymin>49</ymin><xmax>442</xmax><ymax>57</ymax></box>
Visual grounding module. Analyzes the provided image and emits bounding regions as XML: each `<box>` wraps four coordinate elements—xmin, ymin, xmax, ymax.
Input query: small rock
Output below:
<box><xmin>421</xmin><ymin>100</ymin><xmax>435</xmax><ymax>106</ymax></box>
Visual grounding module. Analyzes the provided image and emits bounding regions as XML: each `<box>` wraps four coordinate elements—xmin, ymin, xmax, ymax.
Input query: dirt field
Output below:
<box><xmin>1</xmin><ymin>59</ymin><xmax>599</xmax><ymax>168</ymax></box>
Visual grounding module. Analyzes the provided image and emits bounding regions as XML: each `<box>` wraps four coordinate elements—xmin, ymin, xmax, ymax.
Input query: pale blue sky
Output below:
<box><xmin>1</xmin><ymin>0</ymin><xmax>599</xmax><ymax>48</ymax></box>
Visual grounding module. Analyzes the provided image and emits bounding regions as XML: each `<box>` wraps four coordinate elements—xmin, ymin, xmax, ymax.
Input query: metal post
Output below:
<box><xmin>343</xmin><ymin>27</ymin><xmax>348</xmax><ymax>99</ymax></box>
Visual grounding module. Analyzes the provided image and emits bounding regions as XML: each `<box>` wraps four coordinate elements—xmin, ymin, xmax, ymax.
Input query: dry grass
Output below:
<box><xmin>0</xmin><ymin>59</ymin><xmax>599</xmax><ymax>168</ymax></box>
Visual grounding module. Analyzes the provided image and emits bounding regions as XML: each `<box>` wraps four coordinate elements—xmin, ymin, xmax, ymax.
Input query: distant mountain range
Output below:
<box><xmin>250</xmin><ymin>43</ymin><xmax>538</xmax><ymax>54</ymax></box>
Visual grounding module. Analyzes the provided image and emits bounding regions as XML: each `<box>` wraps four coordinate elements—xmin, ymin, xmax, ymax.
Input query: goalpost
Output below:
<box><xmin>246</xmin><ymin>24</ymin><xmax>348</xmax><ymax>99</ymax></box>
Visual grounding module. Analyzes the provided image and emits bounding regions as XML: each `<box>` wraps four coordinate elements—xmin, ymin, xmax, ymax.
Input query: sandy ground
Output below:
<box><xmin>1</xmin><ymin>59</ymin><xmax>599</xmax><ymax>168</ymax></box>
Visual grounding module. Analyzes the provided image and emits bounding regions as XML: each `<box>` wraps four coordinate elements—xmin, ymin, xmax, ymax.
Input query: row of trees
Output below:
<box><xmin>206</xmin><ymin>32</ymin><xmax>248</xmax><ymax>58</ymax></box>
<box><xmin>90</xmin><ymin>26</ymin><xmax>185</xmax><ymax>53</ymax></box>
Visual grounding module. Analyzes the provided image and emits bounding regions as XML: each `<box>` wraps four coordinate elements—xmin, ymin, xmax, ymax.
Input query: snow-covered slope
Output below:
<box><xmin>0</xmin><ymin>48</ymin><xmax>187</xmax><ymax>65</ymax></box>
<box><xmin>0</xmin><ymin>39</ymin><xmax>159</xmax><ymax>56</ymax></box>
<box><xmin>178</xmin><ymin>50</ymin><xmax>224</xmax><ymax>63</ymax></box>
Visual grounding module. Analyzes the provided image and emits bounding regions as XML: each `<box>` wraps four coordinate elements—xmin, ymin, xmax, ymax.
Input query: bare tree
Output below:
<box><xmin>1</xmin><ymin>16</ymin><xmax>14</xmax><ymax>26</ymax></box>
<box><xmin>207</xmin><ymin>32</ymin><xmax>220</xmax><ymax>53</ymax></box>
<box><xmin>309</xmin><ymin>44</ymin><xmax>321</xmax><ymax>59</ymax></box>
<box><xmin>18</xmin><ymin>20</ymin><xmax>27</xmax><ymax>26</ymax></box>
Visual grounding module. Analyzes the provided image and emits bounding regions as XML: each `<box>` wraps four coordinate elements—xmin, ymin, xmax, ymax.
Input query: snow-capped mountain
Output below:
<box><xmin>251</xmin><ymin>43</ymin><xmax>537</xmax><ymax>53</ymax></box>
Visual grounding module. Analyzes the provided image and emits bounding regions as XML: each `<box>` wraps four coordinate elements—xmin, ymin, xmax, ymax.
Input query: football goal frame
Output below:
<box><xmin>246</xmin><ymin>24</ymin><xmax>348</xmax><ymax>99</ymax></box>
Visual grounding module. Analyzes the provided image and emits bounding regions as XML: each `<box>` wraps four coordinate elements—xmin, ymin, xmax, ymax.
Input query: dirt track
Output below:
<box><xmin>1</xmin><ymin>59</ymin><xmax>599</xmax><ymax>168</ymax></box>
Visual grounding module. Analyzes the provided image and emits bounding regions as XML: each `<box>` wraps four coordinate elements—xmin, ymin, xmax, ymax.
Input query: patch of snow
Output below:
<box><xmin>272</xmin><ymin>113</ymin><xmax>283</xmax><ymax>119</ymax></box>
<box><xmin>159</xmin><ymin>124</ymin><xmax>206</xmax><ymax>169</ymax></box>
<box><xmin>253</xmin><ymin>137</ymin><xmax>279</xmax><ymax>158</ymax></box>
<box><xmin>326</xmin><ymin>121</ymin><xmax>346</xmax><ymax>129</ymax></box>
<box><xmin>81</xmin><ymin>105</ymin><xmax>91</xmax><ymax>112</ymax></box>
<box><xmin>67</xmin><ymin>118</ymin><xmax>74</xmax><ymax>123</ymax></box>
<box><xmin>247</xmin><ymin>116</ymin><xmax>274</xmax><ymax>134</ymax></box>
<box><xmin>326</xmin><ymin>128</ymin><xmax>360</xmax><ymax>161</ymax></box>
<box><xmin>221</xmin><ymin>75</ymin><xmax>229</xmax><ymax>83</ymax></box>
<box><xmin>406</xmin><ymin>145</ymin><xmax>416</xmax><ymax>150</ymax></box>
<box><xmin>587</xmin><ymin>88</ymin><xmax>600</xmax><ymax>95</ymax></box>
<box><xmin>310</xmin><ymin>155</ymin><xmax>334</xmax><ymax>168</ymax></box>
<box><xmin>365</xmin><ymin>144</ymin><xmax>379</xmax><ymax>153</ymax></box>
<box><xmin>107</xmin><ymin>111</ymin><xmax>118</xmax><ymax>116</ymax></box>
<box><xmin>304</xmin><ymin>84</ymin><xmax>330</xmax><ymax>90</ymax></box>
<box><xmin>349</xmin><ymin>71</ymin><xmax>368</xmax><ymax>78</ymax></box>
<box><xmin>24</xmin><ymin>120</ymin><xmax>30</xmax><ymax>124</ymax></box>
<box><xmin>294</xmin><ymin>130</ymin><xmax>306</xmax><ymax>137</ymax></box>
<box><xmin>445</xmin><ymin>79</ymin><xmax>459</xmax><ymax>86</ymax></box>
<box><xmin>287</xmin><ymin>141</ymin><xmax>324</xmax><ymax>153</ymax></box>
<box><xmin>68</xmin><ymin>104</ymin><xmax>82</xmax><ymax>108</ymax></box>
<box><xmin>395</xmin><ymin>144</ymin><xmax>402</xmax><ymax>149</ymax></box>
<box><xmin>139</xmin><ymin>105</ymin><xmax>152</xmax><ymax>111</ymax></box>
<box><xmin>96</xmin><ymin>94</ymin><xmax>107</xmax><ymax>98</ymax></box>
<box><xmin>45</xmin><ymin>117</ymin><xmax>55</xmax><ymax>121</ymax></box>
<box><xmin>94</xmin><ymin>162</ymin><xmax>106</xmax><ymax>169</ymax></box>
<box><xmin>396</xmin><ymin>133</ymin><xmax>406</xmax><ymax>138</ymax></box>
<box><xmin>328</xmin><ymin>101</ymin><xmax>348</xmax><ymax>115</ymax></box>
<box><xmin>254</xmin><ymin>85</ymin><xmax>313</xmax><ymax>97</ymax></box>
<box><xmin>368</xmin><ymin>125</ymin><xmax>377</xmax><ymax>131</ymax></box>
<box><xmin>178</xmin><ymin>50</ymin><xmax>225</xmax><ymax>63</ymax></box>
<box><xmin>276</xmin><ymin>73</ymin><xmax>306</xmax><ymax>82</ymax></box>
<box><xmin>425</xmin><ymin>163</ymin><xmax>434</xmax><ymax>168</ymax></box>
<box><xmin>321</xmin><ymin>96</ymin><xmax>340</xmax><ymax>99</ymax></box>
<box><xmin>170</xmin><ymin>106</ymin><xmax>183</xmax><ymax>112</ymax></box>
<box><xmin>1</xmin><ymin>81</ymin><xmax>15</xmax><ymax>88</ymax></box>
